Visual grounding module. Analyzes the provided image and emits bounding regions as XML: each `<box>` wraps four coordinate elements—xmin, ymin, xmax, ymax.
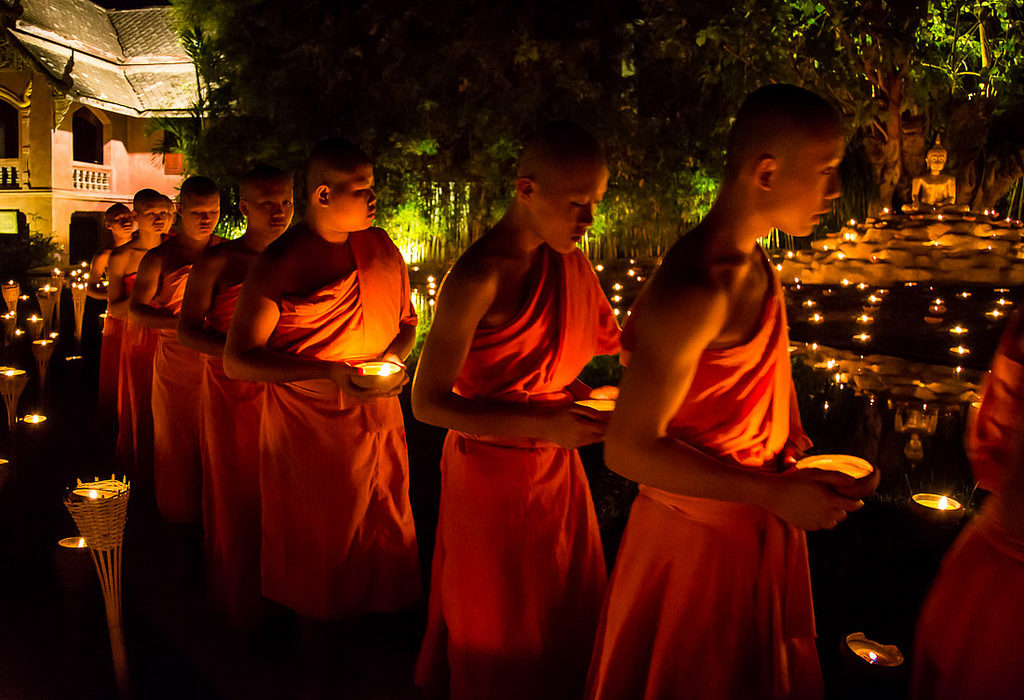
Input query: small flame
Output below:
<box><xmin>868</xmin><ymin>651</ymin><xmax>878</xmax><ymax>664</ymax></box>
<box><xmin>938</xmin><ymin>496</ymin><xmax>949</xmax><ymax>510</ymax></box>
<box><xmin>76</xmin><ymin>537</ymin><xmax>86</xmax><ymax>548</ymax></box>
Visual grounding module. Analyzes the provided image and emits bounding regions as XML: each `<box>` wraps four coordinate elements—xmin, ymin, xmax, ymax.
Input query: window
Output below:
<box><xmin>0</xmin><ymin>102</ymin><xmax>17</xmax><ymax>159</ymax></box>
<box><xmin>72</xmin><ymin>108</ymin><xmax>103</xmax><ymax>164</ymax></box>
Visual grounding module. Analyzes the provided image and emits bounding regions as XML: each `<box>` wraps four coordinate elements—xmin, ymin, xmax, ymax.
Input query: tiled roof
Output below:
<box><xmin>108</xmin><ymin>8</ymin><xmax>186</xmax><ymax>59</ymax></box>
<box><xmin>4</xmin><ymin>0</ymin><xmax>197</xmax><ymax>116</ymax></box>
<box><xmin>19</xmin><ymin>0</ymin><xmax>123</xmax><ymax>59</ymax></box>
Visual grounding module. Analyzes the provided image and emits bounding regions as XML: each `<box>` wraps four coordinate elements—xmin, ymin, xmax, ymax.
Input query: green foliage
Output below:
<box><xmin>168</xmin><ymin>0</ymin><xmax>1024</xmax><ymax>259</ymax></box>
<box><xmin>0</xmin><ymin>232</ymin><xmax>63</xmax><ymax>276</ymax></box>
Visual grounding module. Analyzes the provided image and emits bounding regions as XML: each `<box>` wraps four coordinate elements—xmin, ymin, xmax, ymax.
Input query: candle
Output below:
<box><xmin>22</xmin><ymin>414</ymin><xmax>46</xmax><ymax>424</ymax></box>
<box><xmin>57</xmin><ymin>536</ymin><xmax>88</xmax><ymax>549</ymax></box>
<box><xmin>351</xmin><ymin>360</ymin><xmax>405</xmax><ymax>390</ymax></box>
<box><xmin>845</xmin><ymin>633</ymin><xmax>904</xmax><ymax>667</ymax></box>
<box><xmin>795</xmin><ymin>454</ymin><xmax>874</xmax><ymax>479</ymax></box>
<box><xmin>574</xmin><ymin>399</ymin><xmax>616</xmax><ymax>412</ymax></box>
<box><xmin>912</xmin><ymin>493</ymin><xmax>963</xmax><ymax>512</ymax></box>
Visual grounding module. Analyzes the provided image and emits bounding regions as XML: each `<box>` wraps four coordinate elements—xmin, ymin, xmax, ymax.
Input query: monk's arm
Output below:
<box><xmin>604</xmin><ymin>274</ymin><xmax>862</xmax><ymax>531</ymax></box>
<box><xmin>178</xmin><ymin>253</ymin><xmax>227</xmax><ymax>355</ymax></box>
<box><xmin>382</xmin><ymin>322</ymin><xmax>417</xmax><ymax>364</ymax></box>
<box><xmin>105</xmin><ymin>251</ymin><xmax>130</xmax><ymax>317</ymax></box>
<box><xmin>129</xmin><ymin>252</ymin><xmax>177</xmax><ymax>330</ymax></box>
<box><xmin>223</xmin><ymin>256</ymin><xmax>340</xmax><ymax>384</ymax></box>
<box><xmin>86</xmin><ymin>248</ymin><xmax>110</xmax><ymax>300</ymax></box>
<box><xmin>411</xmin><ymin>262</ymin><xmax>605</xmax><ymax>446</ymax></box>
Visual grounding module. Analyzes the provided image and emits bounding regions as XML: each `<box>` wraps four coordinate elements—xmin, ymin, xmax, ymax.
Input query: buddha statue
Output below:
<box><xmin>903</xmin><ymin>137</ymin><xmax>966</xmax><ymax>213</ymax></box>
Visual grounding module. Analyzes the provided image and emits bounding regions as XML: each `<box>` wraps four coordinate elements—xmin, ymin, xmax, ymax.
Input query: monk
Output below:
<box><xmin>130</xmin><ymin>176</ymin><xmax>219</xmax><ymax>526</ymax></box>
<box><xmin>412</xmin><ymin>121</ymin><xmax>621</xmax><ymax>700</ymax></box>
<box><xmin>224</xmin><ymin>138</ymin><xmax>419</xmax><ymax>623</ymax></box>
<box><xmin>107</xmin><ymin>190</ymin><xmax>174</xmax><ymax>479</ymax></box>
<box><xmin>178</xmin><ymin>165</ymin><xmax>293</xmax><ymax>626</ymax></box>
<box><xmin>586</xmin><ymin>85</ymin><xmax>877</xmax><ymax>700</ymax></box>
<box><xmin>91</xmin><ymin>203</ymin><xmax>136</xmax><ymax>425</ymax></box>
<box><xmin>912</xmin><ymin>312</ymin><xmax>1024</xmax><ymax>699</ymax></box>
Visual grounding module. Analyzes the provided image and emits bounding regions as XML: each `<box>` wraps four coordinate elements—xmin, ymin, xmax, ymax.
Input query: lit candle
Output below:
<box><xmin>950</xmin><ymin>346</ymin><xmax>970</xmax><ymax>356</ymax></box>
<box><xmin>574</xmin><ymin>399</ymin><xmax>616</xmax><ymax>412</ymax></box>
<box><xmin>846</xmin><ymin>633</ymin><xmax>904</xmax><ymax>667</ymax></box>
<box><xmin>912</xmin><ymin>493</ymin><xmax>963</xmax><ymax>512</ymax></box>
<box><xmin>58</xmin><ymin>536</ymin><xmax>88</xmax><ymax>549</ymax></box>
<box><xmin>22</xmin><ymin>414</ymin><xmax>46</xmax><ymax>424</ymax></box>
<box><xmin>854</xmin><ymin>333</ymin><xmax>870</xmax><ymax>342</ymax></box>
<box><xmin>949</xmin><ymin>326</ymin><xmax>968</xmax><ymax>335</ymax></box>
<box><xmin>810</xmin><ymin>313</ymin><xmax>823</xmax><ymax>323</ymax></box>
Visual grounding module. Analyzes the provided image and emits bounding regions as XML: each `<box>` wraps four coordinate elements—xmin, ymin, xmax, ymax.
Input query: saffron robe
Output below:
<box><xmin>586</xmin><ymin>264</ymin><xmax>822</xmax><ymax>700</ymax></box>
<box><xmin>151</xmin><ymin>263</ymin><xmax>204</xmax><ymax>524</ymax></box>
<box><xmin>199</xmin><ymin>282</ymin><xmax>265</xmax><ymax>625</ymax></box>
<box><xmin>912</xmin><ymin>314</ymin><xmax>1024</xmax><ymax>700</ymax></box>
<box><xmin>965</xmin><ymin>312</ymin><xmax>1023</xmax><ymax>494</ymax></box>
<box><xmin>98</xmin><ymin>313</ymin><xmax>124</xmax><ymax>426</ymax></box>
<box><xmin>115</xmin><ymin>272</ymin><xmax>158</xmax><ymax>480</ymax></box>
<box><xmin>259</xmin><ymin>228</ymin><xmax>419</xmax><ymax>620</ymax></box>
<box><xmin>415</xmin><ymin>246</ymin><xmax>621</xmax><ymax>700</ymax></box>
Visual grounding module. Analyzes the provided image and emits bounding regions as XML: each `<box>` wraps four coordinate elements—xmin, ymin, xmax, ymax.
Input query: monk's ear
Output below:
<box><xmin>238</xmin><ymin>199</ymin><xmax>250</xmax><ymax>218</ymax></box>
<box><xmin>314</xmin><ymin>184</ymin><xmax>332</xmax><ymax>207</ymax></box>
<box><xmin>754</xmin><ymin>156</ymin><xmax>777</xmax><ymax>191</ymax></box>
<box><xmin>516</xmin><ymin>176</ymin><xmax>535</xmax><ymax>202</ymax></box>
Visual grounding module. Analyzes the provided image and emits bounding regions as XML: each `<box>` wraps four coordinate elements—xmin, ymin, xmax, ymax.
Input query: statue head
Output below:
<box><xmin>926</xmin><ymin>136</ymin><xmax>947</xmax><ymax>173</ymax></box>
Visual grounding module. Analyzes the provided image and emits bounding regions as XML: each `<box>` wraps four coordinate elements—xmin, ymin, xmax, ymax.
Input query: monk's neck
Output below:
<box><xmin>172</xmin><ymin>231</ymin><xmax>211</xmax><ymax>256</ymax></box>
<box><xmin>492</xmin><ymin>207</ymin><xmax>547</xmax><ymax>259</ymax></box>
<box><xmin>238</xmin><ymin>228</ymin><xmax>277</xmax><ymax>253</ymax></box>
<box><xmin>133</xmin><ymin>230</ymin><xmax>162</xmax><ymax>250</ymax></box>
<box><xmin>699</xmin><ymin>193</ymin><xmax>771</xmax><ymax>257</ymax></box>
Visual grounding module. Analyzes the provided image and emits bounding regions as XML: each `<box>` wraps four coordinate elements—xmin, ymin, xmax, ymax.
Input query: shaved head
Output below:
<box><xmin>179</xmin><ymin>175</ymin><xmax>220</xmax><ymax>206</ymax></box>
<box><xmin>518</xmin><ymin>121</ymin><xmax>606</xmax><ymax>187</ymax></box>
<box><xmin>725</xmin><ymin>84</ymin><xmax>841</xmax><ymax>180</ymax></box>
<box><xmin>305</xmin><ymin>138</ymin><xmax>372</xmax><ymax>195</ymax></box>
<box><xmin>103</xmin><ymin>202</ymin><xmax>130</xmax><ymax>224</ymax></box>
<box><xmin>133</xmin><ymin>188</ymin><xmax>172</xmax><ymax>211</ymax></box>
<box><xmin>240</xmin><ymin>164</ymin><xmax>292</xmax><ymax>201</ymax></box>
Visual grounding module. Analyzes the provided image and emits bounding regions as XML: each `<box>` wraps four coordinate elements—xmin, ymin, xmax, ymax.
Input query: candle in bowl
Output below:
<box><xmin>795</xmin><ymin>454</ymin><xmax>874</xmax><ymax>480</ymax></box>
<box><xmin>845</xmin><ymin>633</ymin><xmax>904</xmax><ymax>667</ymax></box>
<box><xmin>912</xmin><ymin>493</ymin><xmax>963</xmax><ymax>513</ymax></box>
<box><xmin>22</xmin><ymin>413</ymin><xmax>46</xmax><ymax>424</ymax></box>
<box><xmin>574</xmin><ymin>399</ymin><xmax>617</xmax><ymax>412</ymax></box>
<box><xmin>351</xmin><ymin>360</ymin><xmax>405</xmax><ymax>391</ymax></box>
<box><xmin>58</xmin><ymin>536</ymin><xmax>88</xmax><ymax>549</ymax></box>
<box><xmin>69</xmin><ymin>479</ymin><xmax>128</xmax><ymax>501</ymax></box>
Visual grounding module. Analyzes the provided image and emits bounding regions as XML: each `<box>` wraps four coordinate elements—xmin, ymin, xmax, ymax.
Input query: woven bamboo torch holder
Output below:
<box><xmin>1</xmin><ymin>281</ymin><xmax>18</xmax><ymax>315</ymax></box>
<box><xmin>31</xmin><ymin>339</ymin><xmax>55</xmax><ymax>389</ymax></box>
<box><xmin>0</xmin><ymin>367</ymin><xmax>28</xmax><ymax>430</ymax></box>
<box><xmin>65</xmin><ymin>478</ymin><xmax>131</xmax><ymax>699</ymax></box>
<box><xmin>71</xmin><ymin>282</ymin><xmax>87</xmax><ymax>342</ymax></box>
<box><xmin>1</xmin><ymin>312</ymin><xmax>15</xmax><ymax>344</ymax></box>
<box><xmin>36</xmin><ymin>286</ymin><xmax>58</xmax><ymax>335</ymax></box>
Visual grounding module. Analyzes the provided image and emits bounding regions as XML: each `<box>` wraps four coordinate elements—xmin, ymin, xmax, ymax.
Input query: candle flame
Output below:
<box><xmin>938</xmin><ymin>496</ymin><xmax>949</xmax><ymax>510</ymax></box>
<box><xmin>868</xmin><ymin>651</ymin><xmax>878</xmax><ymax>664</ymax></box>
<box><xmin>77</xmin><ymin>537</ymin><xmax>86</xmax><ymax>548</ymax></box>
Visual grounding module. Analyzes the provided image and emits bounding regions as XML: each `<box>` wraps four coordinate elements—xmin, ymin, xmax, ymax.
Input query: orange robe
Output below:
<box><xmin>199</xmin><ymin>282</ymin><xmax>265</xmax><ymax>625</ymax></box>
<box><xmin>98</xmin><ymin>313</ymin><xmax>124</xmax><ymax>426</ymax></box>
<box><xmin>151</xmin><ymin>264</ymin><xmax>204</xmax><ymax>524</ymax></box>
<box><xmin>912</xmin><ymin>313</ymin><xmax>1024</xmax><ymax>700</ymax></box>
<box><xmin>586</xmin><ymin>265</ymin><xmax>821</xmax><ymax>700</ymax></box>
<box><xmin>964</xmin><ymin>312</ymin><xmax>1023</xmax><ymax>494</ymax></box>
<box><xmin>415</xmin><ymin>246</ymin><xmax>621</xmax><ymax>700</ymax></box>
<box><xmin>115</xmin><ymin>272</ymin><xmax>158</xmax><ymax>481</ymax></box>
<box><xmin>259</xmin><ymin>228</ymin><xmax>419</xmax><ymax>620</ymax></box>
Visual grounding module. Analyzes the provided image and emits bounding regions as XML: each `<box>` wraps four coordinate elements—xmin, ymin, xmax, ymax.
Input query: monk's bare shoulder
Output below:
<box><xmin>641</xmin><ymin>233</ymin><xmax>735</xmax><ymax>345</ymax></box>
<box><xmin>439</xmin><ymin>236</ymin><xmax>505</xmax><ymax>311</ymax></box>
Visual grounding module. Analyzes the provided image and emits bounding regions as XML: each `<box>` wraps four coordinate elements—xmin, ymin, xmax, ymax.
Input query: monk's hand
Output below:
<box><xmin>816</xmin><ymin>464</ymin><xmax>881</xmax><ymax>502</ymax></box>
<box><xmin>588</xmin><ymin>385</ymin><xmax>619</xmax><ymax>401</ymax></box>
<box><xmin>544</xmin><ymin>404</ymin><xmax>610</xmax><ymax>449</ymax></box>
<box><xmin>329</xmin><ymin>362</ymin><xmax>408</xmax><ymax>402</ymax></box>
<box><xmin>778</xmin><ymin>441</ymin><xmax>804</xmax><ymax>470</ymax></box>
<box><xmin>770</xmin><ymin>469</ymin><xmax>864</xmax><ymax>531</ymax></box>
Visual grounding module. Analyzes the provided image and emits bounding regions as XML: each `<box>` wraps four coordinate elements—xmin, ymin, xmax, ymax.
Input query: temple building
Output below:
<box><xmin>0</xmin><ymin>0</ymin><xmax>197</xmax><ymax>263</ymax></box>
